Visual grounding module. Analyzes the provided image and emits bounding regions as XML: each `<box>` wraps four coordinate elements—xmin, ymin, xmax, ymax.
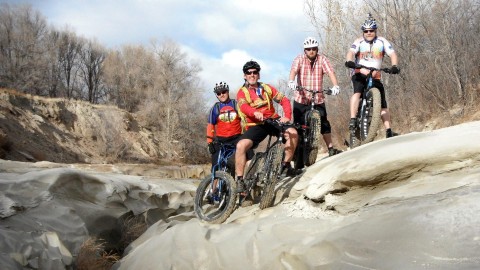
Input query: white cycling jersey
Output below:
<box><xmin>349</xmin><ymin>36</ymin><xmax>395</xmax><ymax>79</ymax></box>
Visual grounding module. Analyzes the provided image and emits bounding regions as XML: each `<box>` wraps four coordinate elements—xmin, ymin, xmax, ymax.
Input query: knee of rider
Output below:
<box><xmin>237</xmin><ymin>141</ymin><xmax>249</xmax><ymax>153</ymax></box>
<box><xmin>288</xmin><ymin>127</ymin><xmax>298</xmax><ymax>136</ymax></box>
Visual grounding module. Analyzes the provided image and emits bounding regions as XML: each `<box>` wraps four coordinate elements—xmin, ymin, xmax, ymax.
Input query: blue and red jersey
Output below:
<box><xmin>206</xmin><ymin>99</ymin><xmax>242</xmax><ymax>143</ymax></box>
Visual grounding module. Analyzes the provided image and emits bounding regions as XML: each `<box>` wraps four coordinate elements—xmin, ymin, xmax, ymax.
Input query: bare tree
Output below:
<box><xmin>56</xmin><ymin>28</ymin><xmax>83</xmax><ymax>98</ymax></box>
<box><xmin>144</xmin><ymin>39</ymin><xmax>204</xmax><ymax>161</ymax></box>
<box><xmin>79</xmin><ymin>39</ymin><xmax>106</xmax><ymax>103</ymax></box>
<box><xmin>103</xmin><ymin>45</ymin><xmax>154</xmax><ymax>111</ymax></box>
<box><xmin>0</xmin><ymin>4</ymin><xmax>50</xmax><ymax>94</ymax></box>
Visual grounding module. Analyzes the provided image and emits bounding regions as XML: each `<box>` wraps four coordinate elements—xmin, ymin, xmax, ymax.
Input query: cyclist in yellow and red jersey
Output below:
<box><xmin>206</xmin><ymin>82</ymin><xmax>242</xmax><ymax>170</ymax></box>
<box><xmin>345</xmin><ymin>13</ymin><xmax>400</xmax><ymax>138</ymax></box>
<box><xmin>235</xmin><ymin>60</ymin><xmax>298</xmax><ymax>193</ymax></box>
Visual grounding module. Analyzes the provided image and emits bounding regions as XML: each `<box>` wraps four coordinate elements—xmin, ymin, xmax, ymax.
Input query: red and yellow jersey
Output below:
<box><xmin>236</xmin><ymin>83</ymin><xmax>292</xmax><ymax>130</ymax></box>
<box><xmin>206</xmin><ymin>99</ymin><xmax>241</xmax><ymax>143</ymax></box>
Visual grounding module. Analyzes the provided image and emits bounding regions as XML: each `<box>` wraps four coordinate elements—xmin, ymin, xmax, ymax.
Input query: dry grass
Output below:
<box><xmin>76</xmin><ymin>214</ymin><xmax>148</xmax><ymax>269</ymax></box>
<box><xmin>76</xmin><ymin>237</ymin><xmax>120</xmax><ymax>270</ymax></box>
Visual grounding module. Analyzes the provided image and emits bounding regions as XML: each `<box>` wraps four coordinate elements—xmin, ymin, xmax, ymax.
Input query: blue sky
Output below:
<box><xmin>3</xmin><ymin>0</ymin><xmax>317</xmax><ymax>104</ymax></box>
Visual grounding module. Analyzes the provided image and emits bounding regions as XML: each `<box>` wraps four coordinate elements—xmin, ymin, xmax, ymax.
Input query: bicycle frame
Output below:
<box><xmin>241</xmin><ymin>118</ymin><xmax>288</xmax><ymax>209</ymax></box>
<box><xmin>209</xmin><ymin>143</ymin><xmax>235</xmax><ymax>204</ymax></box>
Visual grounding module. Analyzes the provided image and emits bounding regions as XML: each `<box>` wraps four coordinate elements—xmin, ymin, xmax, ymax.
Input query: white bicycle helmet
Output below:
<box><xmin>361</xmin><ymin>13</ymin><xmax>377</xmax><ymax>30</ymax></box>
<box><xmin>303</xmin><ymin>37</ymin><xmax>319</xmax><ymax>49</ymax></box>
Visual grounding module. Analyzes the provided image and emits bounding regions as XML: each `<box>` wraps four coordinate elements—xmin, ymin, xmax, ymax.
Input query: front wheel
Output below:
<box><xmin>194</xmin><ymin>171</ymin><xmax>237</xmax><ymax>224</ymax></box>
<box><xmin>360</xmin><ymin>87</ymin><xmax>382</xmax><ymax>144</ymax></box>
<box><xmin>259</xmin><ymin>142</ymin><xmax>283</xmax><ymax>209</ymax></box>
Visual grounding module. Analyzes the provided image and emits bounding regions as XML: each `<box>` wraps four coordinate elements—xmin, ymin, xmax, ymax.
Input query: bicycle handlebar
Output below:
<box><xmin>294</xmin><ymin>86</ymin><xmax>333</xmax><ymax>95</ymax></box>
<box><xmin>354</xmin><ymin>64</ymin><xmax>393</xmax><ymax>74</ymax></box>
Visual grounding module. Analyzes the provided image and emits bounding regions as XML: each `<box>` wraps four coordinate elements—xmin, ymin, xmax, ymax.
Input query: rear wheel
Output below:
<box><xmin>194</xmin><ymin>171</ymin><xmax>237</xmax><ymax>224</ymax></box>
<box><xmin>360</xmin><ymin>87</ymin><xmax>382</xmax><ymax>144</ymax></box>
<box><xmin>259</xmin><ymin>142</ymin><xmax>283</xmax><ymax>209</ymax></box>
<box><xmin>244</xmin><ymin>153</ymin><xmax>265</xmax><ymax>203</ymax></box>
<box><xmin>304</xmin><ymin>111</ymin><xmax>321</xmax><ymax>165</ymax></box>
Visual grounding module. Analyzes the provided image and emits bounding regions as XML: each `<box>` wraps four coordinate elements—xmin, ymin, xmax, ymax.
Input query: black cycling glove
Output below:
<box><xmin>345</xmin><ymin>61</ymin><xmax>356</xmax><ymax>69</ymax></box>
<box><xmin>390</xmin><ymin>65</ymin><xmax>400</xmax><ymax>74</ymax></box>
<box><xmin>208</xmin><ymin>142</ymin><xmax>216</xmax><ymax>154</ymax></box>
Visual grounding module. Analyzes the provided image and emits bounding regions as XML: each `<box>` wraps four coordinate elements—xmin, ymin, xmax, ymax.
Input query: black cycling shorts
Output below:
<box><xmin>351</xmin><ymin>73</ymin><xmax>388</xmax><ymax>109</ymax></box>
<box><xmin>239</xmin><ymin>123</ymin><xmax>280</xmax><ymax>149</ymax></box>
<box><xmin>293</xmin><ymin>101</ymin><xmax>331</xmax><ymax>134</ymax></box>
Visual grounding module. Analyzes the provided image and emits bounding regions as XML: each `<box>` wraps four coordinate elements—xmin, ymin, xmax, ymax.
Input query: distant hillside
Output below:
<box><xmin>0</xmin><ymin>88</ymin><xmax>167</xmax><ymax>164</ymax></box>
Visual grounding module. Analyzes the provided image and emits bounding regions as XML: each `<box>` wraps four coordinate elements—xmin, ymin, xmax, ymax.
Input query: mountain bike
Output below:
<box><xmin>349</xmin><ymin>65</ymin><xmax>393</xmax><ymax>149</ymax></box>
<box><xmin>239</xmin><ymin>117</ymin><xmax>290</xmax><ymax>210</ymax></box>
<box><xmin>293</xmin><ymin>87</ymin><xmax>332</xmax><ymax>169</ymax></box>
<box><xmin>195</xmin><ymin>118</ymin><xmax>291</xmax><ymax>223</ymax></box>
<box><xmin>194</xmin><ymin>142</ymin><xmax>237</xmax><ymax>224</ymax></box>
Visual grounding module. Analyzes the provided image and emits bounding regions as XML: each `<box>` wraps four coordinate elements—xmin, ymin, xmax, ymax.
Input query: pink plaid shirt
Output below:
<box><xmin>290</xmin><ymin>53</ymin><xmax>334</xmax><ymax>105</ymax></box>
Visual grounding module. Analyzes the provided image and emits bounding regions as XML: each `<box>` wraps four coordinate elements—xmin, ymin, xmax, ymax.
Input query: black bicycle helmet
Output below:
<box><xmin>213</xmin><ymin>81</ymin><xmax>229</xmax><ymax>93</ymax></box>
<box><xmin>242</xmin><ymin>60</ymin><xmax>261</xmax><ymax>73</ymax></box>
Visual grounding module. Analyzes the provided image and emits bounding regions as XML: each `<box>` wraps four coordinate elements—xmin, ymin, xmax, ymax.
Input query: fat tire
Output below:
<box><xmin>259</xmin><ymin>143</ymin><xmax>283</xmax><ymax>209</ymax></box>
<box><xmin>305</xmin><ymin>111</ymin><xmax>321</xmax><ymax>165</ymax></box>
<box><xmin>245</xmin><ymin>153</ymin><xmax>265</xmax><ymax>203</ymax></box>
<box><xmin>360</xmin><ymin>87</ymin><xmax>382</xmax><ymax>144</ymax></box>
<box><xmin>194</xmin><ymin>171</ymin><xmax>237</xmax><ymax>224</ymax></box>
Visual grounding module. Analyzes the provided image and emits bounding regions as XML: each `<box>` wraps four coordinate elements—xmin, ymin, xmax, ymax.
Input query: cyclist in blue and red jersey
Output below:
<box><xmin>345</xmin><ymin>13</ymin><xmax>400</xmax><ymax>139</ymax></box>
<box><xmin>206</xmin><ymin>82</ymin><xmax>242</xmax><ymax>169</ymax></box>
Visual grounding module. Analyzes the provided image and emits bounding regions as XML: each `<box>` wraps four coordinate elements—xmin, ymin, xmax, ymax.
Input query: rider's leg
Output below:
<box><xmin>235</xmin><ymin>138</ymin><xmax>253</xmax><ymax>178</ymax></box>
<box><xmin>235</xmin><ymin>138</ymin><xmax>254</xmax><ymax>193</ymax></box>
<box><xmin>283</xmin><ymin>127</ymin><xmax>298</xmax><ymax>163</ymax></box>
<box><xmin>322</xmin><ymin>133</ymin><xmax>333</xmax><ymax>148</ymax></box>
<box><xmin>350</xmin><ymin>93</ymin><xmax>362</xmax><ymax>118</ymax></box>
<box><xmin>381</xmin><ymin>108</ymin><xmax>391</xmax><ymax>129</ymax></box>
<box><xmin>382</xmin><ymin>108</ymin><xmax>397</xmax><ymax>138</ymax></box>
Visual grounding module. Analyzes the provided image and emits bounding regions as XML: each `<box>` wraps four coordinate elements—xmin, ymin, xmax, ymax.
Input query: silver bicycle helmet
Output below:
<box><xmin>213</xmin><ymin>81</ymin><xmax>229</xmax><ymax>93</ymax></box>
<box><xmin>303</xmin><ymin>37</ymin><xmax>319</xmax><ymax>48</ymax></box>
<box><xmin>242</xmin><ymin>60</ymin><xmax>261</xmax><ymax>73</ymax></box>
<box><xmin>361</xmin><ymin>13</ymin><xmax>377</xmax><ymax>30</ymax></box>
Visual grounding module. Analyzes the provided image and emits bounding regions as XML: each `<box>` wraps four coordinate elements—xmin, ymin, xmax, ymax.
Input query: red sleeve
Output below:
<box><xmin>206</xmin><ymin>123</ymin><xmax>214</xmax><ymax>143</ymax></box>
<box><xmin>279</xmin><ymin>96</ymin><xmax>292</xmax><ymax>120</ymax></box>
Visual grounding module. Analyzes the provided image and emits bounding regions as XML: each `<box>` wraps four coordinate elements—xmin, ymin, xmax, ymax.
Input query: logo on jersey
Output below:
<box><xmin>219</xmin><ymin>106</ymin><xmax>238</xmax><ymax>123</ymax></box>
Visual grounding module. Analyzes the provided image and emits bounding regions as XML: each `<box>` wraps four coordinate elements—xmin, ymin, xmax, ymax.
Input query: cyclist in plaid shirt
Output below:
<box><xmin>288</xmin><ymin>37</ymin><xmax>341</xmax><ymax>163</ymax></box>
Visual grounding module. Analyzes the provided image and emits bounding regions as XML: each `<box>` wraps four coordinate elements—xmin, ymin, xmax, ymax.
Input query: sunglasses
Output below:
<box><xmin>363</xmin><ymin>29</ymin><xmax>376</xmax><ymax>33</ymax></box>
<box><xmin>245</xmin><ymin>70</ymin><xmax>259</xmax><ymax>75</ymax></box>
<box><xmin>216</xmin><ymin>90</ymin><xmax>228</xmax><ymax>96</ymax></box>
<box><xmin>305</xmin><ymin>47</ymin><xmax>318</xmax><ymax>51</ymax></box>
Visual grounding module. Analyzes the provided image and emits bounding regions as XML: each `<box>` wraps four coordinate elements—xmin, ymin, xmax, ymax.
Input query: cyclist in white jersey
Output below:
<box><xmin>345</xmin><ymin>13</ymin><xmax>400</xmax><ymax>138</ymax></box>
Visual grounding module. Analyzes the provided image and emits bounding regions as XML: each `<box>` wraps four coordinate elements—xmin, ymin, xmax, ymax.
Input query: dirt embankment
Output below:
<box><xmin>0</xmin><ymin>89</ymin><xmax>163</xmax><ymax>164</ymax></box>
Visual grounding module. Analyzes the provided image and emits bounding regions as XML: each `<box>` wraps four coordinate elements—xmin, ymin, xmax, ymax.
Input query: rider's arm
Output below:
<box><xmin>288</xmin><ymin>55</ymin><xmax>301</xmax><ymax>81</ymax></box>
<box><xmin>206</xmin><ymin>104</ymin><xmax>217</xmax><ymax>143</ymax></box>
<box><xmin>346</xmin><ymin>38</ymin><xmax>361</xmax><ymax>62</ymax></box>
<box><xmin>206</xmin><ymin>123</ymin><xmax>215</xmax><ymax>144</ymax></box>
<box><xmin>237</xmin><ymin>88</ymin><xmax>257</xmax><ymax>118</ymax></box>
<box><xmin>346</xmin><ymin>50</ymin><xmax>356</xmax><ymax>62</ymax></box>
<box><xmin>390</xmin><ymin>51</ymin><xmax>399</xmax><ymax>66</ymax></box>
